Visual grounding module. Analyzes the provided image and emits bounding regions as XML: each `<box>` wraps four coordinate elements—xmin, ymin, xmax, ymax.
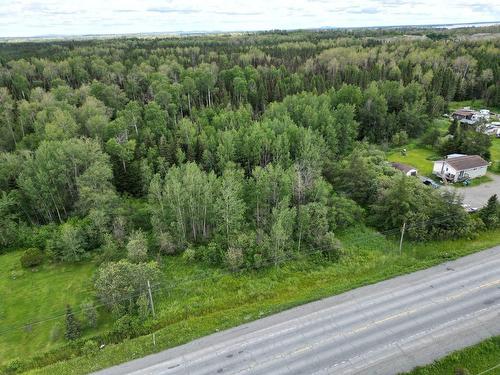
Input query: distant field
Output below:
<box><xmin>449</xmin><ymin>99</ymin><xmax>500</xmax><ymax>114</ymax></box>
<box><xmin>406</xmin><ymin>336</ymin><xmax>500</xmax><ymax>375</ymax></box>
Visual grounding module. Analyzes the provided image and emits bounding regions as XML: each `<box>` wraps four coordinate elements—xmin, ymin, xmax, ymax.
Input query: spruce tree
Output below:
<box><xmin>65</xmin><ymin>304</ymin><xmax>81</xmax><ymax>341</ymax></box>
<box><xmin>480</xmin><ymin>194</ymin><xmax>499</xmax><ymax>228</ymax></box>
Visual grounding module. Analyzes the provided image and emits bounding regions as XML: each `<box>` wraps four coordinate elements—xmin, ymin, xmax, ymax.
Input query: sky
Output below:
<box><xmin>0</xmin><ymin>0</ymin><xmax>499</xmax><ymax>38</ymax></box>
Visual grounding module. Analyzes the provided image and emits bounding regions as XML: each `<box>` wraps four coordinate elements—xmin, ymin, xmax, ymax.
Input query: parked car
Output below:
<box><xmin>461</xmin><ymin>204</ymin><xmax>478</xmax><ymax>213</ymax></box>
<box><xmin>420</xmin><ymin>177</ymin><xmax>440</xmax><ymax>189</ymax></box>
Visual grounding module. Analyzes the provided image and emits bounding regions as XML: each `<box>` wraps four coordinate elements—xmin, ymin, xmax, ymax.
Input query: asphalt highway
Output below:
<box><xmin>95</xmin><ymin>245</ymin><xmax>500</xmax><ymax>375</ymax></box>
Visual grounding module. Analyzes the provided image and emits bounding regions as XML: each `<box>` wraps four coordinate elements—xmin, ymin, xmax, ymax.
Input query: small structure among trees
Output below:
<box><xmin>391</xmin><ymin>162</ymin><xmax>418</xmax><ymax>176</ymax></box>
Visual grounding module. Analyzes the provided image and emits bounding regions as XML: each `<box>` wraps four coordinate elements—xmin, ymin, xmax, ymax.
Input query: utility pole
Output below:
<box><xmin>399</xmin><ymin>220</ymin><xmax>407</xmax><ymax>256</ymax></box>
<box><xmin>147</xmin><ymin>280</ymin><xmax>156</xmax><ymax>346</ymax></box>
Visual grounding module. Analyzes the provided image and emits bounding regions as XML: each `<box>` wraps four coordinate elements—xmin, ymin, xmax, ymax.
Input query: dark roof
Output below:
<box><xmin>445</xmin><ymin>155</ymin><xmax>489</xmax><ymax>170</ymax></box>
<box><xmin>453</xmin><ymin>109</ymin><xmax>475</xmax><ymax>116</ymax></box>
<box><xmin>391</xmin><ymin>162</ymin><xmax>416</xmax><ymax>173</ymax></box>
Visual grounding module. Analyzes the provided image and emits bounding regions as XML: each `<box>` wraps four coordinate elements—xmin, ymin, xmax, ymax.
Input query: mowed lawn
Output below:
<box><xmin>387</xmin><ymin>145</ymin><xmax>437</xmax><ymax>176</ymax></box>
<box><xmin>406</xmin><ymin>336</ymin><xmax>500</xmax><ymax>375</ymax></box>
<box><xmin>491</xmin><ymin>137</ymin><xmax>500</xmax><ymax>174</ymax></box>
<box><xmin>0</xmin><ymin>250</ymin><xmax>102</xmax><ymax>361</ymax></box>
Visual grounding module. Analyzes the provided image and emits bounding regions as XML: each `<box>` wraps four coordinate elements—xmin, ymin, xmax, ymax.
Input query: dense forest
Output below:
<box><xmin>1</xmin><ymin>26</ymin><xmax>500</xmax><ymax>370</ymax></box>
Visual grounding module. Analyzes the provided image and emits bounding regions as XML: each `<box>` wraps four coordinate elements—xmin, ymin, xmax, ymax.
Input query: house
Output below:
<box><xmin>483</xmin><ymin>123</ymin><xmax>500</xmax><ymax>136</ymax></box>
<box><xmin>452</xmin><ymin>108</ymin><xmax>475</xmax><ymax>121</ymax></box>
<box><xmin>433</xmin><ymin>154</ymin><xmax>489</xmax><ymax>182</ymax></box>
<box><xmin>452</xmin><ymin>108</ymin><xmax>490</xmax><ymax>125</ymax></box>
<box><xmin>391</xmin><ymin>162</ymin><xmax>418</xmax><ymax>176</ymax></box>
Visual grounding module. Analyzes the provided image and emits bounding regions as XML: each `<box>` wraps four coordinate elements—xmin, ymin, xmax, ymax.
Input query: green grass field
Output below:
<box><xmin>1</xmin><ymin>226</ymin><xmax>498</xmax><ymax>374</ymax></box>
<box><xmin>387</xmin><ymin>144</ymin><xmax>438</xmax><ymax>176</ymax></box>
<box><xmin>0</xmin><ymin>252</ymin><xmax>106</xmax><ymax>362</ymax></box>
<box><xmin>491</xmin><ymin>138</ymin><xmax>500</xmax><ymax>174</ymax></box>
<box><xmin>405</xmin><ymin>336</ymin><xmax>500</xmax><ymax>375</ymax></box>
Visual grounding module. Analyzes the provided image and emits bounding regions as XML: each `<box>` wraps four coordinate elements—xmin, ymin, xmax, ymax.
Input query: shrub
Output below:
<box><xmin>318</xmin><ymin>232</ymin><xmax>343</xmax><ymax>261</ymax></box>
<box><xmin>156</xmin><ymin>231</ymin><xmax>176</xmax><ymax>255</ymax></box>
<box><xmin>126</xmin><ymin>230</ymin><xmax>148</xmax><ymax>263</ymax></box>
<box><xmin>94</xmin><ymin>260</ymin><xmax>161</xmax><ymax>315</ymax></box>
<box><xmin>20</xmin><ymin>248</ymin><xmax>43</xmax><ymax>268</ymax></box>
<box><xmin>391</xmin><ymin>130</ymin><xmax>408</xmax><ymax>146</ymax></box>
<box><xmin>3</xmin><ymin>358</ymin><xmax>23</xmax><ymax>374</ymax></box>
<box><xmin>49</xmin><ymin>322</ymin><xmax>63</xmax><ymax>342</ymax></box>
<box><xmin>80</xmin><ymin>300</ymin><xmax>98</xmax><ymax>329</ymax></box>
<box><xmin>182</xmin><ymin>247</ymin><xmax>196</xmax><ymax>262</ymax></box>
<box><xmin>112</xmin><ymin>314</ymin><xmax>142</xmax><ymax>339</ymax></box>
<box><xmin>65</xmin><ymin>305</ymin><xmax>81</xmax><ymax>341</ymax></box>
<box><xmin>81</xmin><ymin>340</ymin><xmax>98</xmax><ymax>356</ymax></box>
<box><xmin>226</xmin><ymin>247</ymin><xmax>244</xmax><ymax>271</ymax></box>
<box><xmin>46</xmin><ymin>223</ymin><xmax>86</xmax><ymax>262</ymax></box>
<box><xmin>98</xmin><ymin>233</ymin><xmax>122</xmax><ymax>263</ymax></box>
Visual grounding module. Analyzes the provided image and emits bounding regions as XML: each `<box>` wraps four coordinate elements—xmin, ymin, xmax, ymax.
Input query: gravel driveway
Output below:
<box><xmin>448</xmin><ymin>173</ymin><xmax>500</xmax><ymax>209</ymax></box>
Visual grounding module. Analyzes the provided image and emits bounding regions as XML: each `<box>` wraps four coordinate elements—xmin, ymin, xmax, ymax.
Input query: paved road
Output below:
<box><xmin>96</xmin><ymin>246</ymin><xmax>500</xmax><ymax>375</ymax></box>
<box><xmin>448</xmin><ymin>173</ymin><xmax>500</xmax><ymax>209</ymax></box>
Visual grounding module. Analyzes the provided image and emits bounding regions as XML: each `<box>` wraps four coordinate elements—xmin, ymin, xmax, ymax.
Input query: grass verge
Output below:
<box><xmin>491</xmin><ymin>138</ymin><xmax>500</xmax><ymax>174</ymax></box>
<box><xmin>404</xmin><ymin>336</ymin><xmax>500</xmax><ymax>375</ymax></box>
<box><xmin>13</xmin><ymin>226</ymin><xmax>500</xmax><ymax>375</ymax></box>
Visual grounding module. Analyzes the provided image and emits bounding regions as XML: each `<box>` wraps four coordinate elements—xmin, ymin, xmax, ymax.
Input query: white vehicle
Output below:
<box><xmin>461</xmin><ymin>204</ymin><xmax>478</xmax><ymax>213</ymax></box>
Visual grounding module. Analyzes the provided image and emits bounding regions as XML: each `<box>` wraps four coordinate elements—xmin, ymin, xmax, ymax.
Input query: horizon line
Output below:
<box><xmin>1</xmin><ymin>20</ymin><xmax>499</xmax><ymax>42</ymax></box>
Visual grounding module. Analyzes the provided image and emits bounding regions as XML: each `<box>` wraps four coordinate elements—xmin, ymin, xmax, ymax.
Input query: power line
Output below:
<box><xmin>0</xmin><ymin>210</ymin><xmax>473</xmax><ymax>334</ymax></box>
<box><xmin>476</xmin><ymin>362</ymin><xmax>500</xmax><ymax>375</ymax></box>
<box><xmin>0</xmin><ymin>210</ymin><xmax>477</xmax><ymax>336</ymax></box>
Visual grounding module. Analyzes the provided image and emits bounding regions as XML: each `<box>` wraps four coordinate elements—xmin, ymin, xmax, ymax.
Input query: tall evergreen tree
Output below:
<box><xmin>65</xmin><ymin>304</ymin><xmax>81</xmax><ymax>341</ymax></box>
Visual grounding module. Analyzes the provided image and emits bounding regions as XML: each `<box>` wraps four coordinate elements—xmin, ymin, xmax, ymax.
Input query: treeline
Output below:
<box><xmin>1</xmin><ymin>28</ymin><xmax>499</xmax><ymax>266</ymax></box>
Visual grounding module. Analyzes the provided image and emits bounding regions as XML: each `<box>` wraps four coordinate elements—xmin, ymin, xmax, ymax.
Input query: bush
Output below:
<box><xmin>98</xmin><ymin>233</ymin><xmax>122</xmax><ymax>263</ymax></box>
<box><xmin>3</xmin><ymin>358</ymin><xmax>23</xmax><ymax>374</ymax></box>
<box><xmin>112</xmin><ymin>314</ymin><xmax>142</xmax><ymax>339</ymax></box>
<box><xmin>20</xmin><ymin>248</ymin><xmax>43</xmax><ymax>268</ymax></box>
<box><xmin>182</xmin><ymin>247</ymin><xmax>196</xmax><ymax>262</ymax></box>
<box><xmin>226</xmin><ymin>247</ymin><xmax>244</xmax><ymax>271</ymax></box>
<box><xmin>391</xmin><ymin>130</ymin><xmax>408</xmax><ymax>147</ymax></box>
<box><xmin>94</xmin><ymin>260</ymin><xmax>161</xmax><ymax>315</ymax></box>
<box><xmin>318</xmin><ymin>232</ymin><xmax>343</xmax><ymax>261</ymax></box>
<box><xmin>126</xmin><ymin>230</ymin><xmax>148</xmax><ymax>263</ymax></box>
<box><xmin>80</xmin><ymin>300</ymin><xmax>98</xmax><ymax>329</ymax></box>
<box><xmin>81</xmin><ymin>340</ymin><xmax>98</xmax><ymax>356</ymax></box>
<box><xmin>49</xmin><ymin>322</ymin><xmax>63</xmax><ymax>342</ymax></box>
<box><xmin>46</xmin><ymin>223</ymin><xmax>86</xmax><ymax>262</ymax></box>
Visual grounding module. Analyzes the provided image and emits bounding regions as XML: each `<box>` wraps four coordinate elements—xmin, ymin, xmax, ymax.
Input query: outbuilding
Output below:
<box><xmin>391</xmin><ymin>162</ymin><xmax>418</xmax><ymax>176</ymax></box>
<box><xmin>433</xmin><ymin>154</ymin><xmax>489</xmax><ymax>182</ymax></box>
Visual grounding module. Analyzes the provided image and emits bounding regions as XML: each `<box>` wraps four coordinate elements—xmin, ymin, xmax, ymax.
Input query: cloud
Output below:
<box><xmin>147</xmin><ymin>7</ymin><xmax>200</xmax><ymax>14</ymax></box>
<box><xmin>213</xmin><ymin>11</ymin><xmax>263</xmax><ymax>16</ymax></box>
<box><xmin>0</xmin><ymin>0</ymin><xmax>498</xmax><ymax>38</ymax></box>
<box><xmin>347</xmin><ymin>7</ymin><xmax>381</xmax><ymax>14</ymax></box>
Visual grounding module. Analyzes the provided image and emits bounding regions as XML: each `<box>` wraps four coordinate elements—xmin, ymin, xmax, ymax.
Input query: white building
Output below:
<box><xmin>391</xmin><ymin>162</ymin><xmax>418</xmax><ymax>176</ymax></box>
<box><xmin>433</xmin><ymin>155</ymin><xmax>489</xmax><ymax>182</ymax></box>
